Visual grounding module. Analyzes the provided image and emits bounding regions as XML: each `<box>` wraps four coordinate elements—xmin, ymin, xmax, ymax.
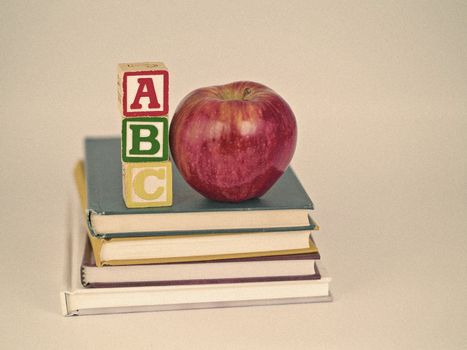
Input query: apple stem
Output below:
<box><xmin>242</xmin><ymin>88</ymin><xmax>252</xmax><ymax>100</ymax></box>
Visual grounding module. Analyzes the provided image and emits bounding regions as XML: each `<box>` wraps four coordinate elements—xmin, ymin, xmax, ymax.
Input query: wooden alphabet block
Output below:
<box><xmin>117</xmin><ymin>62</ymin><xmax>169</xmax><ymax>117</ymax></box>
<box><xmin>122</xmin><ymin>161</ymin><xmax>173</xmax><ymax>208</ymax></box>
<box><xmin>122</xmin><ymin>117</ymin><xmax>169</xmax><ymax>162</ymax></box>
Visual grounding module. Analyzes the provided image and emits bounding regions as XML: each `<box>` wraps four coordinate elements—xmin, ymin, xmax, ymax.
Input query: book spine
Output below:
<box><xmin>74</xmin><ymin>161</ymin><xmax>105</xmax><ymax>267</ymax></box>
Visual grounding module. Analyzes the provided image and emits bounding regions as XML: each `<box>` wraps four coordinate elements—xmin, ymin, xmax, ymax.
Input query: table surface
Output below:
<box><xmin>1</xmin><ymin>1</ymin><xmax>466</xmax><ymax>349</ymax></box>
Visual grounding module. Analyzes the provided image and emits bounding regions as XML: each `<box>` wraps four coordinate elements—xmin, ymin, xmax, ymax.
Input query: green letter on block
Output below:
<box><xmin>122</xmin><ymin>117</ymin><xmax>168</xmax><ymax>162</ymax></box>
<box><xmin>129</xmin><ymin>124</ymin><xmax>160</xmax><ymax>155</ymax></box>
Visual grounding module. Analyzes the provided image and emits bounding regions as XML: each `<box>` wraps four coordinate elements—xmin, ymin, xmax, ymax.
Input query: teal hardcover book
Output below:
<box><xmin>84</xmin><ymin>137</ymin><xmax>316</xmax><ymax>238</ymax></box>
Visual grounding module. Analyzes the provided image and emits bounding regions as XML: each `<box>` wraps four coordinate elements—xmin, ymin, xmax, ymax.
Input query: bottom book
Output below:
<box><xmin>60</xmin><ymin>200</ymin><xmax>332</xmax><ymax>316</ymax></box>
<box><xmin>62</xmin><ymin>293</ymin><xmax>332</xmax><ymax>316</ymax></box>
<box><xmin>61</xmin><ymin>269</ymin><xmax>332</xmax><ymax>316</ymax></box>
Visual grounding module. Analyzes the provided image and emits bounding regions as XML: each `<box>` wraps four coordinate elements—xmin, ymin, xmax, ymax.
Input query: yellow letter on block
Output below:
<box><xmin>123</xmin><ymin>161</ymin><xmax>173</xmax><ymax>208</ymax></box>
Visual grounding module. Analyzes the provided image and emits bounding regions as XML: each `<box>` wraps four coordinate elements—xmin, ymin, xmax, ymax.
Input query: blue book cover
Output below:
<box><xmin>84</xmin><ymin>137</ymin><xmax>316</xmax><ymax>238</ymax></box>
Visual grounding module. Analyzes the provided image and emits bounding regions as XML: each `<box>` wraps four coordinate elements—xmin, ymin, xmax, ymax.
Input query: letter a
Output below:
<box><xmin>130</xmin><ymin>78</ymin><xmax>161</xmax><ymax>110</ymax></box>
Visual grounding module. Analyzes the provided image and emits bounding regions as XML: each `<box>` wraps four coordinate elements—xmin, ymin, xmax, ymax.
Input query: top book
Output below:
<box><xmin>85</xmin><ymin>137</ymin><xmax>316</xmax><ymax>238</ymax></box>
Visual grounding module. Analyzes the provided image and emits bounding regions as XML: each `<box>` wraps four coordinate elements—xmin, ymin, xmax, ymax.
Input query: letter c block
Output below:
<box><xmin>123</xmin><ymin>161</ymin><xmax>173</xmax><ymax>208</ymax></box>
<box><xmin>122</xmin><ymin>117</ymin><xmax>168</xmax><ymax>162</ymax></box>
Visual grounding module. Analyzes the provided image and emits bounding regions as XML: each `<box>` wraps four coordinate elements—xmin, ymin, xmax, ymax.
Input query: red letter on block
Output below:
<box><xmin>122</xmin><ymin>70</ymin><xmax>169</xmax><ymax>117</ymax></box>
<box><xmin>130</xmin><ymin>78</ymin><xmax>161</xmax><ymax>110</ymax></box>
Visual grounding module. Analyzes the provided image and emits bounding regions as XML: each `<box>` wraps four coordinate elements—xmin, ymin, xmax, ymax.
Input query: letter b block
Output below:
<box><xmin>122</xmin><ymin>117</ymin><xmax>168</xmax><ymax>162</ymax></box>
<box><xmin>123</xmin><ymin>162</ymin><xmax>173</xmax><ymax>208</ymax></box>
<box><xmin>118</xmin><ymin>62</ymin><xmax>169</xmax><ymax>117</ymax></box>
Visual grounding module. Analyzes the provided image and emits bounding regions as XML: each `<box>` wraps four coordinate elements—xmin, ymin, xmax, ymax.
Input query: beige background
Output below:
<box><xmin>1</xmin><ymin>1</ymin><xmax>466</xmax><ymax>349</ymax></box>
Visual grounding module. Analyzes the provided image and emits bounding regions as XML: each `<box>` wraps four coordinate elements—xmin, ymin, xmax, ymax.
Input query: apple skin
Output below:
<box><xmin>169</xmin><ymin>81</ymin><xmax>297</xmax><ymax>202</ymax></box>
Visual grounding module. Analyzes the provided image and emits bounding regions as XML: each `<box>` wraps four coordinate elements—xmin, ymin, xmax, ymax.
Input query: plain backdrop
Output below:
<box><xmin>1</xmin><ymin>1</ymin><xmax>466</xmax><ymax>349</ymax></box>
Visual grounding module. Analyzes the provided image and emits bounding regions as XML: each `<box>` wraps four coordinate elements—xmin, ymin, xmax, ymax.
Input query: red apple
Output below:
<box><xmin>169</xmin><ymin>81</ymin><xmax>297</xmax><ymax>202</ymax></box>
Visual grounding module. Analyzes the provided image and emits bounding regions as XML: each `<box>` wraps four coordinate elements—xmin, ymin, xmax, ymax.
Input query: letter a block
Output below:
<box><xmin>122</xmin><ymin>117</ymin><xmax>168</xmax><ymax>162</ymax></box>
<box><xmin>118</xmin><ymin>62</ymin><xmax>169</xmax><ymax>117</ymax></box>
<box><xmin>123</xmin><ymin>162</ymin><xmax>173</xmax><ymax>208</ymax></box>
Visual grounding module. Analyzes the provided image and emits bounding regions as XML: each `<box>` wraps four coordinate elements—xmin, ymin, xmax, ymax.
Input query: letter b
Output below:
<box><xmin>129</xmin><ymin>124</ymin><xmax>160</xmax><ymax>155</ymax></box>
<box><xmin>122</xmin><ymin>117</ymin><xmax>168</xmax><ymax>162</ymax></box>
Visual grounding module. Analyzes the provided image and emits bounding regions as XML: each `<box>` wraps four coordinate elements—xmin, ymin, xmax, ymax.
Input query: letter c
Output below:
<box><xmin>133</xmin><ymin>168</ymin><xmax>165</xmax><ymax>200</ymax></box>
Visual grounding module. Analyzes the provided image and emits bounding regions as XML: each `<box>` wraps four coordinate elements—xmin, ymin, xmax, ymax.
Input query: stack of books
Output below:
<box><xmin>61</xmin><ymin>137</ymin><xmax>332</xmax><ymax>316</ymax></box>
